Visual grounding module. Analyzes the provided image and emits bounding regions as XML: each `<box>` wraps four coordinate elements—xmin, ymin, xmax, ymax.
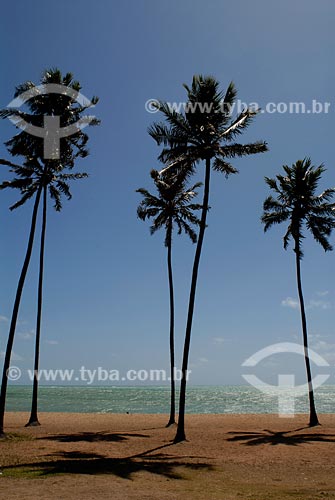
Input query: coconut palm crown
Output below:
<box><xmin>0</xmin><ymin>158</ymin><xmax>88</xmax><ymax>211</ymax></box>
<box><xmin>0</xmin><ymin>68</ymin><xmax>99</xmax><ymax>167</ymax></box>
<box><xmin>137</xmin><ymin>168</ymin><xmax>202</xmax><ymax>245</ymax></box>
<box><xmin>262</xmin><ymin>158</ymin><xmax>335</xmax><ymax>257</ymax></box>
<box><xmin>149</xmin><ymin>75</ymin><xmax>267</xmax><ymax>174</ymax></box>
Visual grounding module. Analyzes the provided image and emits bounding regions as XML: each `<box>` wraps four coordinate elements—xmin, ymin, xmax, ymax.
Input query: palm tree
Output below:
<box><xmin>149</xmin><ymin>75</ymin><xmax>267</xmax><ymax>442</ymax></box>
<box><xmin>137</xmin><ymin>168</ymin><xmax>202</xmax><ymax>426</ymax></box>
<box><xmin>28</xmin><ymin>183</ymin><xmax>47</xmax><ymax>427</ymax></box>
<box><xmin>0</xmin><ymin>69</ymin><xmax>99</xmax><ymax>435</ymax></box>
<box><xmin>261</xmin><ymin>158</ymin><xmax>335</xmax><ymax>427</ymax></box>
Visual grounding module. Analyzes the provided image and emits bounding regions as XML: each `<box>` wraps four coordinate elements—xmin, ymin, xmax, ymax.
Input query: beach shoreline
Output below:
<box><xmin>1</xmin><ymin>412</ymin><xmax>335</xmax><ymax>499</ymax></box>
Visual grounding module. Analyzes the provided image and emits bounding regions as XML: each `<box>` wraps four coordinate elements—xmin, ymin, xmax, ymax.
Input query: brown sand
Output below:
<box><xmin>1</xmin><ymin>412</ymin><xmax>335</xmax><ymax>499</ymax></box>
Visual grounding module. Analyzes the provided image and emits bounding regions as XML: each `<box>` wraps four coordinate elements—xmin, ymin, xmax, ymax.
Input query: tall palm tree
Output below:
<box><xmin>149</xmin><ymin>75</ymin><xmax>267</xmax><ymax>442</ymax></box>
<box><xmin>137</xmin><ymin>168</ymin><xmax>202</xmax><ymax>427</ymax></box>
<box><xmin>28</xmin><ymin>183</ymin><xmax>47</xmax><ymax>427</ymax></box>
<box><xmin>261</xmin><ymin>158</ymin><xmax>335</xmax><ymax>427</ymax></box>
<box><xmin>0</xmin><ymin>69</ymin><xmax>99</xmax><ymax>435</ymax></box>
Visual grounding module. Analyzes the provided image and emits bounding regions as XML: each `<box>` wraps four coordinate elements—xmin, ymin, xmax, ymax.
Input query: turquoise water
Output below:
<box><xmin>6</xmin><ymin>385</ymin><xmax>335</xmax><ymax>414</ymax></box>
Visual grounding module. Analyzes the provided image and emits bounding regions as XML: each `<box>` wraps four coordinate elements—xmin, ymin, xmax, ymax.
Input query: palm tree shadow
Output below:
<box><xmin>38</xmin><ymin>432</ymin><xmax>150</xmax><ymax>443</ymax></box>
<box><xmin>227</xmin><ymin>428</ymin><xmax>335</xmax><ymax>447</ymax></box>
<box><xmin>127</xmin><ymin>443</ymin><xmax>214</xmax><ymax>461</ymax></box>
<box><xmin>126</xmin><ymin>442</ymin><xmax>175</xmax><ymax>459</ymax></box>
<box><xmin>4</xmin><ymin>446</ymin><xmax>214</xmax><ymax>480</ymax></box>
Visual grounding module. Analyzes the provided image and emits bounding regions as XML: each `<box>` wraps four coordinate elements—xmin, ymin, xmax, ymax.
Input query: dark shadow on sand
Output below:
<box><xmin>38</xmin><ymin>431</ymin><xmax>150</xmax><ymax>443</ymax></box>
<box><xmin>227</xmin><ymin>428</ymin><xmax>335</xmax><ymax>447</ymax></box>
<box><xmin>4</xmin><ymin>447</ymin><xmax>214</xmax><ymax>480</ymax></box>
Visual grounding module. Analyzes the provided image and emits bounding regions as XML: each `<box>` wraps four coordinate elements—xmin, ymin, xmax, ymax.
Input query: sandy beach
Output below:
<box><xmin>1</xmin><ymin>412</ymin><xmax>335</xmax><ymax>499</ymax></box>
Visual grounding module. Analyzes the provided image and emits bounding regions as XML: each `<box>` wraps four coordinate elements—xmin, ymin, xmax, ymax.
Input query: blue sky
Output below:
<box><xmin>0</xmin><ymin>0</ymin><xmax>335</xmax><ymax>386</ymax></box>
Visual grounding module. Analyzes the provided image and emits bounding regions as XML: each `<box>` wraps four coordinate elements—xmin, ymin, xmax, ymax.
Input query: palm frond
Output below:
<box><xmin>0</xmin><ymin>158</ymin><xmax>23</xmax><ymax>169</ymax></box>
<box><xmin>218</xmin><ymin>141</ymin><xmax>268</xmax><ymax>159</ymax></box>
<box><xmin>0</xmin><ymin>177</ymin><xmax>32</xmax><ymax>191</ymax></box>
<box><xmin>148</xmin><ymin>122</ymin><xmax>188</xmax><ymax>147</ymax></box>
<box><xmin>218</xmin><ymin>109</ymin><xmax>258</xmax><ymax>141</ymax></box>
<box><xmin>56</xmin><ymin>180</ymin><xmax>72</xmax><ymax>200</ymax></box>
<box><xmin>212</xmin><ymin>158</ymin><xmax>238</xmax><ymax>177</ymax></box>
<box><xmin>9</xmin><ymin>186</ymin><xmax>38</xmax><ymax>210</ymax></box>
<box><xmin>49</xmin><ymin>185</ymin><xmax>62</xmax><ymax>211</ymax></box>
<box><xmin>57</xmin><ymin>172</ymin><xmax>89</xmax><ymax>180</ymax></box>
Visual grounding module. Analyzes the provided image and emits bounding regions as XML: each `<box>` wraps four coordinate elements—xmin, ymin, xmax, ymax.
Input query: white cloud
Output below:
<box><xmin>0</xmin><ymin>351</ymin><xmax>24</xmax><ymax>361</ymax></box>
<box><xmin>18</xmin><ymin>330</ymin><xmax>34</xmax><ymax>340</ymax></box>
<box><xmin>0</xmin><ymin>315</ymin><xmax>8</xmax><ymax>323</ymax></box>
<box><xmin>189</xmin><ymin>357</ymin><xmax>209</xmax><ymax>369</ymax></box>
<box><xmin>308</xmin><ymin>299</ymin><xmax>331</xmax><ymax>310</ymax></box>
<box><xmin>44</xmin><ymin>340</ymin><xmax>59</xmax><ymax>345</ymax></box>
<box><xmin>281</xmin><ymin>297</ymin><xmax>299</xmax><ymax>309</ymax></box>
<box><xmin>309</xmin><ymin>334</ymin><xmax>335</xmax><ymax>363</ymax></box>
<box><xmin>281</xmin><ymin>296</ymin><xmax>332</xmax><ymax>311</ymax></box>
<box><xmin>17</xmin><ymin>319</ymin><xmax>28</xmax><ymax>326</ymax></box>
<box><xmin>212</xmin><ymin>337</ymin><xmax>225</xmax><ymax>344</ymax></box>
<box><xmin>316</xmin><ymin>291</ymin><xmax>329</xmax><ymax>297</ymax></box>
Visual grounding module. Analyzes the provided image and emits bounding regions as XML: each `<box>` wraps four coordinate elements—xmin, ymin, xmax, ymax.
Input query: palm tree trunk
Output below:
<box><xmin>26</xmin><ymin>186</ymin><xmax>47</xmax><ymax>427</ymax></box>
<box><xmin>294</xmin><ymin>243</ymin><xmax>320</xmax><ymax>427</ymax></box>
<box><xmin>166</xmin><ymin>222</ymin><xmax>176</xmax><ymax>427</ymax></box>
<box><xmin>0</xmin><ymin>185</ymin><xmax>43</xmax><ymax>436</ymax></box>
<box><xmin>174</xmin><ymin>158</ymin><xmax>211</xmax><ymax>443</ymax></box>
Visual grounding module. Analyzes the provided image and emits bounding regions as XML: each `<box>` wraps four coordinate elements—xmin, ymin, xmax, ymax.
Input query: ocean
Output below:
<box><xmin>6</xmin><ymin>385</ymin><xmax>335</xmax><ymax>414</ymax></box>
